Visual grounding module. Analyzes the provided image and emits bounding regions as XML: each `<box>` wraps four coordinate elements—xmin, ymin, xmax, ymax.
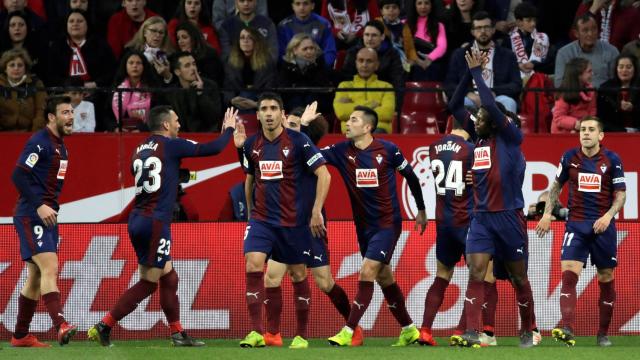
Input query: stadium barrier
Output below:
<box><xmin>0</xmin><ymin>221</ymin><xmax>638</xmax><ymax>340</ymax></box>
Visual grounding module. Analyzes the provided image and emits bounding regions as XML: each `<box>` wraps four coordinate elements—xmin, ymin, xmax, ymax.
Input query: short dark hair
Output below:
<box><xmin>148</xmin><ymin>105</ymin><xmax>174</xmax><ymax>131</ymax></box>
<box><xmin>471</xmin><ymin>11</ymin><xmax>493</xmax><ymax>26</ymax></box>
<box><xmin>364</xmin><ymin>20</ymin><xmax>385</xmax><ymax>35</ymax></box>
<box><xmin>63</xmin><ymin>76</ymin><xmax>84</xmax><ymax>88</ymax></box>
<box><xmin>45</xmin><ymin>95</ymin><xmax>72</xmax><ymax>119</ymax></box>
<box><xmin>354</xmin><ymin>105</ymin><xmax>378</xmax><ymax>132</ymax></box>
<box><xmin>514</xmin><ymin>2</ymin><xmax>538</xmax><ymax>20</ymax></box>
<box><xmin>574</xmin><ymin>12</ymin><xmax>597</xmax><ymax>30</ymax></box>
<box><xmin>170</xmin><ymin>50</ymin><xmax>194</xmax><ymax>72</ymax></box>
<box><xmin>378</xmin><ymin>0</ymin><xmax>401</xmax><ymax>8</ymax></box>
<box><xmin>289</xmin><ymin>106</ymin><xmax>305</xmax><ymax>117</ymax></box>
<box><xmin>291</xmin><ymin>0</ymin><xmax>315</xmax><ymax>3</ymax></box>
<box><xmin>579</xmin><ymin>115</ymin><xmax>604</xmax><ymax>131</ymax></box>
<box><xmin>257</xmin><ymin>92</ymin><xmax>284</xmax><ymax>110</ymax></box>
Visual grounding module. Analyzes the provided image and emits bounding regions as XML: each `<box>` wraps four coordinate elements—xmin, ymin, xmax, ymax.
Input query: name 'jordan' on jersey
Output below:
<box><xmin>556</xmin><ymin>146</ymin><xmax>626</xmax><ymax>221</ymax></box>
<box><xmin>14</xmin><ymin>128</ymin><xmax>69</xmax><ymax>216</ymax></box>
<box><xmin>428</xmin><ymin>134</ymin><xmax>474</xmax><ymax>227</ymax></box>
<box><xmin>242</xmin><ymin>128</ymin><xmax>326</xmax><ymax>227</ymax></box>
<box><xmin>321</xmin><ymin>139</ymin><xmax>414</xmax><ymax>229</ymax></box>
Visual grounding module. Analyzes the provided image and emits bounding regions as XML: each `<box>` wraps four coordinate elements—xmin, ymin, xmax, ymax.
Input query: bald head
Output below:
<box><xmin>356</xmin><ymin>47</ymin><xmax>379</xmax><ymax>80</ymax></box>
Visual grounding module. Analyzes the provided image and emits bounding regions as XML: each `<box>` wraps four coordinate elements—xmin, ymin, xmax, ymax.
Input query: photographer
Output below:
<box><xmin>173</xmin><ymin>169</ymin><xmax>199</xmax><ymax>222</ymax></box>
<box><xmin>526</xmin><ymin>190</ymin><xmax>569</xmax><ymax>221</ymax></box>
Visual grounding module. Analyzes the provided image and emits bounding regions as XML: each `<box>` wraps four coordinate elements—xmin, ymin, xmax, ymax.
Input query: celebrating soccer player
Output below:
<box><xmin>320</xmin><ymin>106</ymin><xmax>428</xmax><ymax>347</ymax></box>
<box><xmin>238</xmin><ymin>93</ymin><xmax>331</xmax><ymax>349</ymax></box>
<box><xmin>88</xmin><ymin>105</ymin><xmax>237</xmax><ymax>347</ymax></box>
<box><xmin>11</xmin><ymin>95</ymin><xmax>77</xmax><ymax>347</ymax></box>
<box><xmin>536</xmin><ymin>116</ymin><xmax>626</xmax><ymax>347</ymax></box>
<box><xmin>449</xmin><ymin>50</ymin><xmax>536</xmax><ymax>348</ymax></box>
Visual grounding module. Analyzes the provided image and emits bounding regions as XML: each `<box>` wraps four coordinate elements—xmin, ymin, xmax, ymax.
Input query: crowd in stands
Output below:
<box><xmin>1</xmin><ymin>0</ymin><xmax>639</xmax><ymax>133</ymax></box>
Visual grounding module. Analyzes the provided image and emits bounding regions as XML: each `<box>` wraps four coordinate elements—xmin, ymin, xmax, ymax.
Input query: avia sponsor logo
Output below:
<box><xmin>578</xmin><ymin>172</ymin><xmax>601</xmax><ymax>192</ymax></box>
<box><xmin>472</xmin><ymin>147</ymin><xmax>491</xmax><ymax>170</ymax></box>
<box><xmin>57</xmin><ymin>160</ymin><xmax>68</xmax><ymax>180</ymax></box>
<box><xmin>259</xmin><ymin>161</ymin><xmax>283</xmax><ymax>180</ymax></box>
<box><xmin>356</xmin><ymin>168</ymin><xmax>379</xmax><ymax>188</ymax></box>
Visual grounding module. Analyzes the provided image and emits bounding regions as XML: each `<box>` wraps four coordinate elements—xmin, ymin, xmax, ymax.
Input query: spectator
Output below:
<box><xmin>622</xmin><ymin>33</ymin><xmax>640</xmax><ymax>61</ymax></box>
<box><xmin>334</xmin><ymin>47</ymin><xmax>395</xmax><ymax>133</ymax></box>
<box><xmin>278</xmin><ymin>0</ymin><xmax>337</xmax><ymax>68</ymax></box>
<box><xmin>107</xmin><ymin>0</ymin><xmax>158</xmax><ymax>59</ymax></box>
<box><xmin>505</xmin><ymin>2</ymin><xmax>554</xmax><ymax>79</ymax></box>
<box><xmin>376</xmin><ymin>0</ymin><xmax>405</xmax><ymax>55</ymax></box>
<box><xmin>444</xmin><ymin>11</ymin><xmax>522</xmax><ymax>113</ymax></box>
<box><xmin>0</xmin><ymin>11</ymin><xmax>46</xmax><ymax>81</ymax></box>
<box><xmin>555</xmin><ymin>13</ymin><xmax>619</xmax><ymax>88</ymax></box>
<box><xmin>211</xmin><ymin>0</ymin><xmax>268</xmax><ymax>29</ymax></box>
<box><xmin>404</xmin><ymin>0</ymin><xmax>448</xmax><ymax>80</ymax></box>
<box><xmin>551</xmin><ymin>57</ymin><xmax>596</xmax><ymax>133</ymax></box>
<box><xmin>168</xmin><ymin>0</ymin><xmax>221</xmax><ymax>53</ymax></box>
<box><xmin>175</xmin><ymin>21</ymin><xmax>224</xmax><ymax>85</ymax></box>
<box><xmin>0</xmin><ymin>48</ymin><xmax>45</xmax><ymax>131</ymax></box>
<box><xmin>484</xmin><ymin>0</ymin><xmax>519</xmax><ymax>39</ymax></box>
<box><xmin>278</xmin><ymin>33</ymin><xmax>333</xmax><ymax>113</ymax></box>
<box><xmin>574</xmin><ymin>0</ymin><xmax>640</xmax><ymax>50</ymax></box>
<box><xmin>125</xmin><ymin>16</ymin><xmax>175</xmax><ymax>83</ymax></box>
<box><xmin>533</xmin><ymin>0</ymin><xmax>581</xmax><ymax>49</ymax></box>
<box><xmin>166</xmin><ymin>51</ymin><xmax>222</xmax><ymax>131</ymax></box>
<box><xmin>320</xmin><ymin>0</ymin><xmax>380</xmax><ymax>50</ymax></box>
<box><xmin>111</xmin><ymin>50</ymin><xmax>158</xmax><ymax>132</ymax></box>
<box><xmin>223</xmin><ymin>27</ymin><xmax>276</xmax><ymax>111</ymax></box>
<box><xmin>597</xmin><ymin>53</ymin><xmax>640</xmax><ymax>132</ymax></box>
<box><xmin>444</xmin><ymin>0</ymin><xmax>484</xmax><ymax>53</ymax></box>
<box><xmin>47</xmin><ymin>10</ymin><xmax>116</xmax><ymax>88</ymax></box>
<box><xmin>341</xmin><ymin>20</ymin><xmax>405</xmax><ymax>92</ymax></box>
<box><xmin>64</xmin><ymin>76</ymin><xmax>95</xmax><ymax>133</ymax></box>
<box><xmin>217</xmin><ymin>0</ymin><xmax>278</xmax><ymax>61</ymax></box>
<box><xmin>0</xmin><ymin>0</ymin><xmax>45</xmax><ymax>36</ymax></box>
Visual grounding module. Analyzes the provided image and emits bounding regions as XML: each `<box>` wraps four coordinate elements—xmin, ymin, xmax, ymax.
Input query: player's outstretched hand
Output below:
<box><xmin>310</xmin><ymin>210</ymin><xmax>326</xmax><ymax>238</ymax></box>
<box><xmin>535</xmin><ymin>214</ymin><xmax>552</xmax><ymax>238</ymax></box>
<box><xmin>300</xmin><ymin>101</ymin><xmax>321</xmax><ymax>126</ymax></box>
<box><xmin>37</xmin><ymin>204</ymin><xmax>58</xmax><ymax>227</ymax></box>
<box><xmin>222</xmin><ymin>107</ymin><xmax>238</xmax><ymax>132</ymax></box>
<box><xmin>233</xmin><ymin>122</ymin><xmax>247</xmax><ymax>148</ymax></box>
<box><xmin>414</xmin><ymin>209</ymin><xmax>427</xmax><ymax>235</ymax></box>
<box><xmin>593</xmin><ymin>213</ymin><xmax>612</xmax><ymax>234</ymax></box>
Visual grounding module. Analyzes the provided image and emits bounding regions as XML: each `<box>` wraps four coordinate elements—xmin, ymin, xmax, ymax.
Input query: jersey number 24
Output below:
<box><xmin>431</xmin><ymin>159</ymin><xmax>464</xmax><ymax>196</ymax></box>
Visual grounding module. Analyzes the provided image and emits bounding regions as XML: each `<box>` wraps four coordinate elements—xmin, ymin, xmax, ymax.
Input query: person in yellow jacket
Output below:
<box><xmin>334</xmin><ymin>48</ymin><xmax>395</xmax><ymax>134</ymax></box>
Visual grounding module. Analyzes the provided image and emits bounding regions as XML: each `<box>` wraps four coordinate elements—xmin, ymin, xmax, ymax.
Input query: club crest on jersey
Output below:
<box><xmin>25</xmin><ymin>153</ymin><xmax>39</xmax><ymax>168</ymax></box>
<box><xmin>376</xmin><ymin>154</ymin><xmax>383</xmax><ymax>164</ymax></box>
<box><xmin>282</xmin><ymin>146</ymin><xmax>290</xmax><ymax>157</ymax></box>
<box><xmin>57</xmin><ymin>160</ymin><xmax>68</xmax><ymax>180</ymax></box>
<box><xmin>472</xmin><ymin>147</ymin><xmax>491</xmax><ymax>170</ymax></box>
<box><xmin>259</xmin><ymin>161</ymin><xmax>283</xmax><ymax>180</ymax></box>
<box><xmin>600</xmin><ymin>164</ymin><xmax>607</xmax><ymax>173</ymax></box>
<box><xmin>356</xmin><ymin>168</ymin><xmax>379</xmax><ymax>188</ymax></box>
<box><xmin>578</xmin><ymin>172</ymin><xmax>601</xmax><ymax>192</ymax></box>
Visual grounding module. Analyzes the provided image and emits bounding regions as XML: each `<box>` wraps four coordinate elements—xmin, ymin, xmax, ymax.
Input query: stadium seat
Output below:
<box><xmin>237</xmin><ymin>113</ymin><xmax>260</xmax><ymax>136</ymax></box>
<box><xmin>400</xmin><ymin>81</ymin><xmax>446</xmax><ymax>134</ymax></box>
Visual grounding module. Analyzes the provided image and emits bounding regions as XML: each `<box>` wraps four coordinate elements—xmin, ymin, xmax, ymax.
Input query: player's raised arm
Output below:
<box><xmin>179</xmin><ymin>107</ymin><xmax>237</xmax><ymax>157</ymax></box>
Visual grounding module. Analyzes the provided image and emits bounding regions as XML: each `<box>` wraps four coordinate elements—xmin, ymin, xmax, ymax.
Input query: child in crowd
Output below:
<box><xmin>64</xmin><ymin>77</ymin><xmax>95</xmax><ymax>132</ymax></box>
<box><xmin>551</xmin><ymin>57</ymin><xmax>596</xmax><ymax>133</ymax></box>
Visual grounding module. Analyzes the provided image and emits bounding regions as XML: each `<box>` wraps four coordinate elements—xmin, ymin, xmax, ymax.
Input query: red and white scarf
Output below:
<box><xmin>68</xmin><ymin>39</ymin><xmax>90</xmax><ymax>81</ymax></box>
<box><xmin>327</xmin><ymin>1</ymin><xmax>370</xmax><ymax>34</ymax></box>
<box><xmin>599</xmin><ymin>3</ymin><xmax>613</xmax><ymax>43</ymax></box>
<box><xmin>509</xmin><ymin>28</ymin><xmax>549</xmax><ymax>78</ymax></box>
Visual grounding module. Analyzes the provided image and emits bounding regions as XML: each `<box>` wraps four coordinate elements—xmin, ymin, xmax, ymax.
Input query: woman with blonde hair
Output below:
<box><xmin>223</xmin><ymin>27</ymin><xmax>275</xmax><ymax>111</ymax></box>
<box><xmin>0</xmin><ymin>48</ymin><xmax>46</xmax><ymax>131</ymax></box>
<box><xmin>125</xmin><ymin>16</ymin><xmax>175</xmax><ymax>82</ymax></box>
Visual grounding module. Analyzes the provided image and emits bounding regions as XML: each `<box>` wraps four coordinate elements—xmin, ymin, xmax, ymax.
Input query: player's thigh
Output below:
<box><xmin>363</xmin><ymin>226</ymin><xmax>401</xmax><ymax>265</ymax></box>
<box><xmin>590</xmin><ymin>222</ymin><xmax>618</xmax><ymax>270</ymax></box>
<box><xmin>128</xmin><ymin>215</ymin><xmax>172</xmax><ymax>269</ymax></box>
<box><xmin>243</xmin><ymin>219</ymin><xmax>276</xmax><ymax>257</ymax></box>
<box><xmin>493</xmin><ymin>210</ymin><xmax>528</xmax><ymax>262</ymax></box>
<box><xmin>466</xmin><ymin>213</ymin><xmax>494</xmax><ymax>256</ymax></box>
<box><xmin>14</xmin><ymin>216</ymin><xmax>59</xmax><ymax>262</ymax></box>
<box><xmin>560</xmin><ymin>221</ymin><xmax>593</xmax><ymax>265</ymax></box>
<box><xmin>436</xmin><ymin>225</ymin><xmax>467</xmax><ymax>268</ymax></box>
<box><xmin>271</xmin><ymin>225</ymin><xmax>312</xmax><ymax>265</ymax></box>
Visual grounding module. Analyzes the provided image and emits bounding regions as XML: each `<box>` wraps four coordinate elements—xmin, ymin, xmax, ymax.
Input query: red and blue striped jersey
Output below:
<box><xmin>321</xmin><ymin>138</ymin><xmax>415</xmax><ymax>230</ymax></box>
<box><xmin>428</xmin><ymin>134</ymin><xmax>475</xmax><ymax>227</ymax></box>
<box><xmin>556</xmin><ymin>146</ymin><xmax>626</xmax><ymax>221</ymax></box>
<box><xmin>242</xmin><ymin>128</ymin><xmax>326</xmax><ymax>227</ymax></box>
<box><xmin>14</xmin><ymin>128</ymin><xmax>68</xmax><ymax>217</ymax></box>
<box><xmin>131</xmin><ymin>129</ymin><xmax>233</xmax><ymax>223</ymax></box>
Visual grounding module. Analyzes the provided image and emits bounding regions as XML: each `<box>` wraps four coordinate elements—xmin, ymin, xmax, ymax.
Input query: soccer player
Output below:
<box><xmin>449</xmin><ymin>50</ymin><xmax>536</xmax><ymax>348</ymax></box>
<box><xmin>11</xmin><ymin>95</ymin><xmax>77</xmax><ymax>347</ymax></box>
<box><xmin>417</xmin><ymin>117</ymin><xmax>475</xmax><ymax>346</ymax></box>
<box><xmin>88</xmin><ymin>105</ymin><xmax>237</xmax><ymax>347</ymax></box>
<box><xmin>321</xmin><ymin>106</ymin><xmax>428</xmax><ymax>347</ymax></box>
<box><xmin>536</xmin><ymin>116</ymin><xmax>626</xmax><ymax>347</ymax></box>
<box><xmin>238</xmin><ymin>93</ymin><xmax>331</xmax><ymax>349</ymax></box>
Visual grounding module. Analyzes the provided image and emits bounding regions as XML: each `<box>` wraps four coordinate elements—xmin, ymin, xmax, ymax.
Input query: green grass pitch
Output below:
<box><xmin>2</xmin><ymin>336</ymin><xmax>640</xmax><ymax>360</ymax></box>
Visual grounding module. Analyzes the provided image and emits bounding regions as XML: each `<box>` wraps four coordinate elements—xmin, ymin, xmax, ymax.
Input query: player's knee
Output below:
<box><xmin>264</xmin><ymin>272</ymin><xmax>284</xmax><ymax>287</ymax></box>
<box><xmin>39</xmin><ymin>264</ymin><xmax>59</xmax><ymax>280</ymax></box>
<box><xmin>435</xmin><ymin>265</ymin><xmax>454</xmax><ymax>281</ymax></box>
<box><xmin>359</xmin><ymin>266</ymin><xmax>378</xmax><ymax>282</ymax></box>
<box><xmin>288</xmin><ymin>267</ymin><xmax>307</xmax><ymax>283</ymax></box>
<box><xmin>597</xmin><ymin>269</ymin><xmax>614</xmax><ymax>283</ymax></box>
<box><xmin>467</xmin><ymin>264</ymin><xmax>486</xmax><ymax>281</ymax></box>
<box><xmin>245</xmin><ymin>260</ymin><xmax>263</xmax><ymax>273</ymax></box>
<box><xmin>312</xmin><ymin>270</ymin><xmax>334</xmax><ymax>292</ymax></box>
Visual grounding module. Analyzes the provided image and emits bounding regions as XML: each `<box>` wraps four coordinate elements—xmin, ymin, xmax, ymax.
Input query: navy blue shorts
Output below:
<box><xmin>243</xmin><ymin>219</ymin><xmax>313</xmax><ymax>265</ymax></box>
<box><xmin>128</xmin><ymin>214</ymin><xmax>172</xmax><ymax>269</ymax></box>
<box><xmin>308</xmin><ymin>234</ymin><xmax>330</xmax><ymax>268</ymax></box>
<box><xmin>466</xmin><ymin>210</ymin><xmax>527</xmax><ymax>262</ymax></box>
<box><xmin>14</xmin><ymin>216</ymin><xmax>58</xmax><ymax>261</ymax></box>
<box><xmin>435</xmin><ymin>225</ymin><xmax>468</xmax><ymax>267</ymax></box>
<box><xmin>356</xmin><ymin>225</ymin><xmax>401</xmax><ymax>264</ymax></box>
<box><xmin>561</xmin><ymin>220</ymin><xmax>617</xmax><ymax>269</ymax></box>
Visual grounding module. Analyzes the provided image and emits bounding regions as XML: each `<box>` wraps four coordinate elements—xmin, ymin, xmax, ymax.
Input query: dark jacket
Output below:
<box><xmin>444</xmin><ymin>45</ymin><xmax>522</xmax><ymax>100</ymax></box>
<box><xmin>597</xmin><ymin>78</ymin><xmax>640</xmax><ymax>132</ymax></box>
<box><xmin>47</xmin><ymin>36</ymin><xmax>117</xmax><ymax>86</ymax></box>
<box><xmin>340</xmin><ymin>39</ymin><xmax>404</xmax><ymax>90</ymax></box>
<box><xmin>163</xmin><ymin>77</ymin><xmax>222</xmax><ymax>132</ymax></box>
<box><xmin>195</xmin><ymin>46</ymin><xmax>225</xmax><ymax>87</ymax></box>
<box><xmin>277</xmin><ymin>56</ymin><xmax>333</xmax><ymax>112</ymax></box>
<box><xmin>223</xmin><ymin>60</ymin><xmax>276</xmax><ymax>106</ymax></box>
